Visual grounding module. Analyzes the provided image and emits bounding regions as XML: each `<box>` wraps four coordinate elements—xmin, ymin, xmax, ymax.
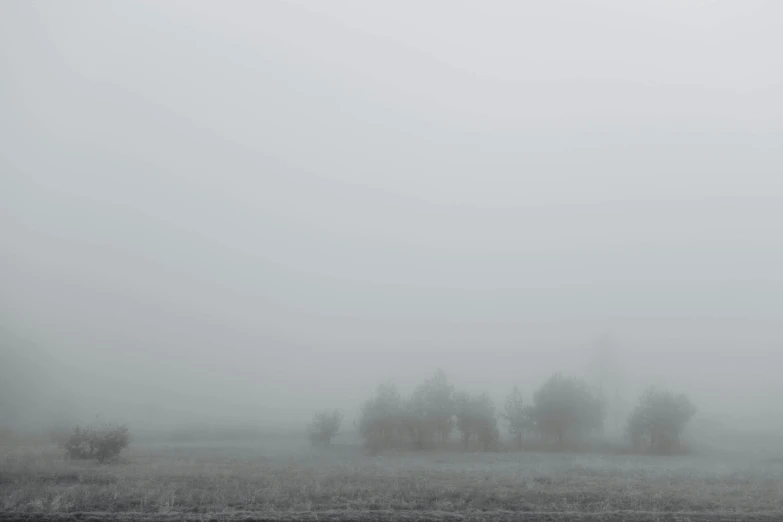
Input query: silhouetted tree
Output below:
<box><xmin>308</xmin><ymin>410</ymin><xmax>343</xmax><ymax>447</ymax></box>
<box><xmin>421</xmin><ymin>369</ymin><xmax>455</xmax><ymax>444</ymax></box>
<box><xmin>455</xmin><ymin>391</ymin><xmax>498</xmax><ymax>451</ymax></box>
<box><xmin>358</xmin><ymin>382</ymin><xmax>403</xmax><ymax>453</ymax></box>
<box><xmin>532</xmin><ymin>373</ymin><xmax>603</xmax><ymax>449</ymax></box>
<box><xmin>627</xmin><ymin>388</ymin><xmax>696</xmax><ymax>454</ymax></box>
<box><xmin>503</xmin><ymin>386</ymin><xmax>534</xmax><ymax>449</ymax></box>
<box><xmin>401</xmin><ymin>392</ymin><xmax>435</xmax><ymax>449</ymax></box>
<box><xmin>400</xmin><ymin>370</ymin><xmax>455</xmax><ymax>448</ymax></box>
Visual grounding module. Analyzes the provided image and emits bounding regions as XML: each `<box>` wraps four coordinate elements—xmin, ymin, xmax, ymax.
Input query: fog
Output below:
<box><xmin>2</xmin><ymin>1</ymin><xmax>782</xmax><ymax>435</ymax></box>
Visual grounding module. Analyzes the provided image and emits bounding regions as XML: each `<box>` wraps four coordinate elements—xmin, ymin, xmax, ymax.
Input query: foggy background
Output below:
<box><xmin>2</xmin><ymin>1</ymin><xmax>782</xmax><ymax>434</ymax></box>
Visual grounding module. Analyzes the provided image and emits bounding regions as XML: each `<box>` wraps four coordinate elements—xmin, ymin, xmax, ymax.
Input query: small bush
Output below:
<box><xmin>61</xmin><ymin>426</ymin><xmax>91</xmax><ymax>459</ymax></box>
<box><xmin>61</xmin><ymin>422</ymin><xmax>129</xmax><ymax>463</ymax></box>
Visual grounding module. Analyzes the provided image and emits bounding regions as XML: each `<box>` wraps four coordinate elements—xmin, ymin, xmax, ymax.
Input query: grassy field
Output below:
<box><xmin>2</xmin><ymin>437</ymin><xmax>782</xmax><ymax>521</ymax></box>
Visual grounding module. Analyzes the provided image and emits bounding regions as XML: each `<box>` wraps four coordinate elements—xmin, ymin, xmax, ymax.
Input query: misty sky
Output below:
<box><xmin>2</xmin><ymin>1</ymin><xmax>782</xmax><ymax>430</ymax></box>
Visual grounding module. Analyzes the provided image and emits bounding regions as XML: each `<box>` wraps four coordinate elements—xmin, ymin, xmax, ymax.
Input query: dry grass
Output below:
<box><xmin>1</xmin><ymin>438</ymin><xmax>782</xmax><ymax>519</ymax></box>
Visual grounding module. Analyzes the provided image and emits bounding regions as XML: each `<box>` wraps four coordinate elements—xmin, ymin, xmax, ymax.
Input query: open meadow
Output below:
<box><xmin>2</xmin><ymin>436</ymin><xmax>783</xmax><ymax>521</ymax></box>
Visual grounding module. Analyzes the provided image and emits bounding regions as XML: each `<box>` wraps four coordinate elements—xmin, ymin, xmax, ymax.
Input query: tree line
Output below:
<box><xmin>309</xmin><ymin>370</ymin><xmax>696</xmax><ymax>455</ymax></box>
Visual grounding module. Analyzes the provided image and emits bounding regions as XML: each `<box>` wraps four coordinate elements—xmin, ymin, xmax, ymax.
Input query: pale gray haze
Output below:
<box><xmin>2</xmin><ymin>1</ymin><xmax>782</xmax><ymax>433</ymax></box>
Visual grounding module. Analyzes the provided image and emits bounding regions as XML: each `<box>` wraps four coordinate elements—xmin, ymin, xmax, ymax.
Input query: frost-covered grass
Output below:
<box><xmin>2</xmin><ymin>439</ymin><xmax>782</xmax><ymax>516</ymax></box>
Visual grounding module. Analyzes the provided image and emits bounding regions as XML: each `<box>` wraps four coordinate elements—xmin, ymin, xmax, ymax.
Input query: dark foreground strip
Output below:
<box><xmin>1</xmin><ymin>512</ymin><xmax>781</xmax><ymax>522</ymax></box>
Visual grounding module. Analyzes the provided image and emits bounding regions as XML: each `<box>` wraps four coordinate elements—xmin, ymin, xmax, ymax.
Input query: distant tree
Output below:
<box><xmin>474</xmin><ymin>395</ymin><xmax>500</xmax><ymax>452</ymax></box>
<box><xmin>455</xmin><ymin>391</ymin><xmax>498</xmax><ymax>451</ymax></box>
<box><xmin>308</xmin><ymin>410</ymin><xmax>343</xmax><ymax>447</ymax></box>
<box><xmin>401</xmin><ymin>392</ymin><xmax>435</xmax><ymax>449</ymax></box>
<box><xmin>627</xmin><ymin>388</ymin><xmax>696</xmax><ymax>454</ymax></box>
<box><xmin>502</xmin><ymin>386</ymin><xmax>534</xmax><ymax>449</ymax></box>
<box><xmin>358</xmin><ymin>382</ymin><xmax>403</xmax><ymax>453</ymax></box>
<box><xmin>91</xmin><ymin>422</ymin><xmax>130</xmax><ymax>463</ymax></box>
<box><xmin>455</xmin><ymin>392</ymin><xmax>472</xmax><ymax>448</ymax></box>
<box><xmin>532</xmin><ymin>373</ymin><xmax>603</xmax><ymax>449</ymax></box>
<box><xmin>400</xmin><ymin>369</ymin><xmax>455</xmax><ymax>449</ymax></box>
<box><xmin>522</xmin><ymin>405</ymin><xmax>537</xmax><ymax>439</ymax></box>
<box><xmin>61</xmin><ymin>421</ymin><xmax>129</xmax><ymax>463</ymax></box>
<box><xmin>421</xmin><ymin>370</ymin><xmax>455</xmax><ymax>444</ymax></box>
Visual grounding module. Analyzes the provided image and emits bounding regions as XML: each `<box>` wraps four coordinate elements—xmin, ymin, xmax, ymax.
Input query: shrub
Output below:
<box><xmin>61</xmin><ymin>426</ymin><xmax>92</xmax><ymax>459</ymax></box>
<box><xmin>61</xmin><ymin>422</ymin><xmax>129</xmax><ymax>463</ymax></box>
<box><xmin>627</xmin><ymin>387</ymin><xmax>696</xmax><ymax>454</ymax></box>
<box><xmin>307</xmin><ymin>410</ymin><xmax>343</xmax><ymax>447</ymax></box>
<box><xmin>92</xmin><ymin>423</ymin><xmax>130</xmax><ymax>463</ymax></box>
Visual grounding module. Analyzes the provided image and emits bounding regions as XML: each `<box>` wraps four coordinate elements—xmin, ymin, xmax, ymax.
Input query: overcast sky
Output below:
<box><xmin>2</xmin><ymin>0</ymin><xmax>782</xmax><ymax>430</ymax></box>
